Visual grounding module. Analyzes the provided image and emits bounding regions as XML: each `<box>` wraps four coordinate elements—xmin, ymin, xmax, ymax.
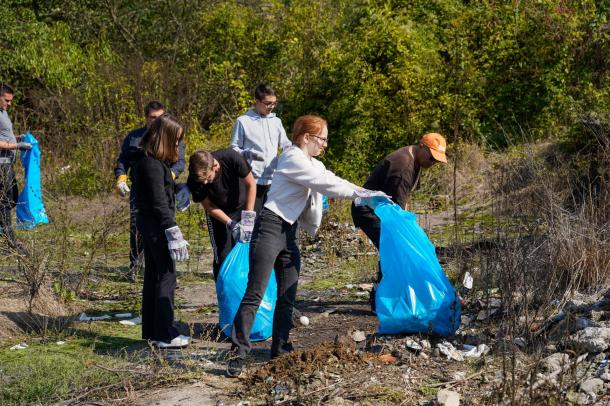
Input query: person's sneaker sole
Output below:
<box><xmin>150</xmin><ymin>335</ymin><xmax>190</xmax><ymax>349</ymax></box>
<box><xmin>226</xmin><ymin>357</ymin><xmax>244</xmax><ymax>378</ymax></box>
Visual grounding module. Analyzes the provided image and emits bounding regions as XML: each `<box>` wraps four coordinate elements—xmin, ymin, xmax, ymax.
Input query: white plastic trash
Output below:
<box><xmin>119</xmin><ymin>316</ymin><xmax>142</xmax><ymax>326</ymax></box>
<box><xmin>463</xmin><ymin>271</ymin><xmax>474</xmax><ymax>290</ymax></box>
<box><xmin>463</xmin><ymin>343</ymin><xmax>490</xmax><ymax>358</ymax></box>
<box><xmin>10</xmin><ymin>342</ymin><xmax>28</xmax><ymax>350</ymax></box>
<box><xmin>78</xmin><ymin>313</ymin><xmax>111</xmax><ymax>321</ymax></box>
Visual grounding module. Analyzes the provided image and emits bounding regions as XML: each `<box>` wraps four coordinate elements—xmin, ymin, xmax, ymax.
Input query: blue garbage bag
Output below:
<box><xmin>216</xmin><ymin>242</ymin><xmax>277</xmax><ymax>341</ymax></box>
<box><xmin>374</xmin><ymin>203</ymin><xmax>461</xmax><ymax>336</ymax></box>
<box><xmin>16</xmin><ymin>132</ymin><xmax>49</xmax><ymax>229</ymax></box>
<box><xmin>322</xmin><ymin>195</ymin><xmax>329</xmax><ymax>211</ymax></box>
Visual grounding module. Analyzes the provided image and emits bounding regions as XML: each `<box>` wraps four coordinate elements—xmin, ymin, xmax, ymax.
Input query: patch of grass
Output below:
<box><xmin>0</xmin><ymin>340</ymin><xmax>128</xmax><ymax>405</ymax></box>
<box><xmin>0</xmin><ymin>313</ymin><xmax>149</xmax><ymax>405</ymax></box>
<box><xmin>306</xmin><ymin>256</ymin><xmax>377</xmax><ymax>290</ymax></box>
<box><xmin>364</xmin><ymin>384</ymin><xmax>407</xmax><ymax>402</ymax></box>
<box><xmin>418</xmin><ymin>385</ymin><xmax>439</xmax><ymax>397</ymax></box>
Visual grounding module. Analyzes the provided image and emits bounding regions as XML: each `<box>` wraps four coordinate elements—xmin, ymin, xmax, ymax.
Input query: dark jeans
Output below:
<box><xmin>254</xmin><ymin>184</ymin><xmax>270</xmax><ymax>213</ymax></box>
<box><xmin>137</xmin><ymin>215</ymin><xmax>179</xmax><ymax>343</ymax></box>
<box><xmin>129</xmin><ymin>192</ymin><xmax>144</xmax><ymax>273</ymax></box>
<box><xmin>0</xmin><ymin>164</ymin><xmax>18</xmax><ymax>247</ymax></box>
<box><xmin>206</xmin><ymin>210</ymin><xmax>240</xmax><ymax>281</ymax></box>
<box><xmin>351</xmin><ymin>202</ymin><xmax>382</xmax><ymax>282</ymax></box>
<box><xmin>231</xmin><ymin>208</ymin><xmax>300</xmax><ymax>358</ymax></box>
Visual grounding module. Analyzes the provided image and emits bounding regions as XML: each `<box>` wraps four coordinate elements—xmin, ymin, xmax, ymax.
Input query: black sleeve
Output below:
<box><xmin>226</xmin><ymin>148</ymin><xmax>251</xmax><ymax>177</ymax></box>
<box><xmin>187</xmin><ymin>175</ymin><xmax>208</xmax><ymax>203</ymax></box>
<box><xmin>114</xmin><ymin>136</ymin><xmax>131</xmax><ymax>178</ymax></box>
<box><xmin>138</xmin><ymin>158</ymin><xmax>176</xmax><ymax>230</ymax></box>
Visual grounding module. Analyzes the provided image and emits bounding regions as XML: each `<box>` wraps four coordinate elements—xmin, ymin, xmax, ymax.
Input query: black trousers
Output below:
<box><xmin>351</xmin><ymin>202</ymin><xmax>382</xmax><ymax>282</ymax></box>
<box><xmin>129</xmin><ymin>191</ymin><xmax>144</xmax><ymax>272</ymax></box>
<box><xmin>254</xmin><ymin>184</ymin><xmax>270</xmax><ymax>213</ymax></box>
<box><xmin>207</xmin><ymin>210</ymin><xmax>240</xmax><ymax>280</ymax></box>
<box><xmin>231</xmin><ymin>208</ymin><xmax>300</xmax><ymax>358</ymax></box>
<box><xmin>137</xmin><ymin>215</ymin><xmax>179</xmax><ymax>343</ymax></box>
<box><xmin>0</xmin><ymin>164</ymin><xmax>18</xmax><ymax>247</ymax></box>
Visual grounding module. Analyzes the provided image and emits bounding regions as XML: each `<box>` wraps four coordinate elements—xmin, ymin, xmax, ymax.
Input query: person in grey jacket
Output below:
<box><xmin>0</xmin><ymin>84</ymin><xmax>31</xmax><ymax>253</ymax></box>
<box><xmin>230</xmin><ymin>84</ymin><xmax>291</xmax><ymax>212</ymax></box>
<box><xmin>226</xmin><ymin>115</ymin><xmax>387</xmax><ymax>377</ymax></box>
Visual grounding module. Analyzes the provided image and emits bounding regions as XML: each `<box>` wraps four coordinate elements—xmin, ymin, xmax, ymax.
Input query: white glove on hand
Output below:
<box><xmin>16</xmin><ymin>142</ymin><xmax>32</xmax><ymax>151</ymax></box>
<box><xmin>353</xmin><ymin>189</ymin><xmax>391</xmax><ymax>209</ymax></box>
<box><xmin>238</xmin><ymin>210</ymin><xmax>256</xmax><ymax>243</ymax></box>
<box><xmin>165</xmin><ymin>226</ymin><xmax>189</xmax><ymax>261</ymax></box>
<box><xmin>242</xmin><ymin>149</ymin><xmax>265</xmax><ymax>161</ymax></box>
<box><xmin>116</xmin><ymin>181</ymin><xmax>131</xmax><ymax>197</ymax></box>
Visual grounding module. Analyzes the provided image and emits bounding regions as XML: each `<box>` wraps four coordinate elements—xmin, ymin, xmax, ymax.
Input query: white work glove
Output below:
<box><xmin>116</xmin><ymin>180</ymin><xmax>130</xmax><ymax>197</ymax></box>
<box><xmin>353</xmin><ymin>189</ymin><xmax>391</xmax><ymax>210</ymax></box>
<box><xmin>16</xmin><ymin>142</ymin><xmax>32</xmax><ymax>151</ymax></box>
<box><xmin>242</xmin><ymin>149</ymin><xmax>264</xmax><ymax>161</ymax></box>
<box><xmin>238</xmin><ymin>210</ymin><xmax>256</xmax><ymax>243</ymax></box>
<box><xmin>164</xmin><ymin>226</ymin><xmax>189</xmax><ymax>261</ymax></box>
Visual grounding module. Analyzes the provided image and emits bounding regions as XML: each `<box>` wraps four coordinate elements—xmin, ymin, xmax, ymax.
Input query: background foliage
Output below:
<box><xmin>1</xmin><ymin>0</ymin><xmax>609</xmax><ymax>191</ymax></box>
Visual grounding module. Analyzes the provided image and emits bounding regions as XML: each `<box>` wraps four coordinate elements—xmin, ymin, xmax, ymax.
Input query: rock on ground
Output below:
<box><xmin>540</xmin><ymin>353</ymin><xmax>571</xmax><ymax>373</ymax></box>
<box><xmin>566</xmin><ymin>327</ymin><xmax>610</xmax><ymax>353</ymax></box>
<box><xmin>437</xmin><ymin>389</ymin><xmax>460</xmax><ymax>406</ymax></box>
<box><xmin>579</xmin><ymin>377</ymin><xmax>605</xmax><ymax>397</ymax></box>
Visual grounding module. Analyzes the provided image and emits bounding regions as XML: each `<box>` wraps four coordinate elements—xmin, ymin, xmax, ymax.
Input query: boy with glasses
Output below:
<box><xmin>230</xmin><ymin>84</ymin><xmax>292</xmax><ymax>212</ymax></box>
<box><xmin>351</xmin><ymin>133</ymin><xmax>448</xmax><ymax>312</ymax></box>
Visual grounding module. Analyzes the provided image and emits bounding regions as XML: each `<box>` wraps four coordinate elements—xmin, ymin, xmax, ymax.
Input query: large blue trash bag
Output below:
<box><xmin>16</xmin><ymin>132</ymin><xmax>49</xmax><ymax>229</ymax></box>
<box><xmin>216</xmin><ymin>242</ymin><xmax>277</xmax><ymax>341</ymax></box>
<box><xmin>374</xmin><ymin>203</ymin><xmax>461</xmax><ymax>336</ymax></box>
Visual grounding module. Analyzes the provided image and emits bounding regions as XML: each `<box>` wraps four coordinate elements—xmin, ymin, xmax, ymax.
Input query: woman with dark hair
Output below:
<box><xmin>226</xmin><ymin>115</ymin><xmax>387</xmax><ymax>376</ymax></box>
<box><xmin>132</xmin><ymin>113</ymin><xmax>190</xmax><ymax>348</ymax></box>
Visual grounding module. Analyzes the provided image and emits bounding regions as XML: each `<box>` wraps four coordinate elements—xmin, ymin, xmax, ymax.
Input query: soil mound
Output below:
<box><xmin>251</xmin><ymin>341</ymin><xmax>366</xmax><ymax>383</ymax></box>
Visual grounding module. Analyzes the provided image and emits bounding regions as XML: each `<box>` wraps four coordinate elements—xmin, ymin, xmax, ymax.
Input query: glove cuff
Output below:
<box><xmin>164</xmin><ymin>226</ymin><xmax>184</xmax><ymax>242</ymax></box>
<box><xmin>117</xmin><ymin>175</ymin><xmax>128</xmax><ymax>184</ymax></box>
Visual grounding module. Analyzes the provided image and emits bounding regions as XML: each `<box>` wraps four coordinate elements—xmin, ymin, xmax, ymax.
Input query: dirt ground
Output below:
<box><xmin>3</xmin><ymin>207</ymin><xmax>609</xmax><ymax>405</ymax></box>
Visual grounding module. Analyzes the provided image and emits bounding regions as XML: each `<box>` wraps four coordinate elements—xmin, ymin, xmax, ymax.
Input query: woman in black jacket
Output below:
<box><xmin>132</xmin><ymin>114</ymin><xmax>190</xmax><ymax>349</ymax></box>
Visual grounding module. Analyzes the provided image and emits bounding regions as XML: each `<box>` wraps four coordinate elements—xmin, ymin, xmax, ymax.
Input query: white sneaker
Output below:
<box><xmin>152</xmin><ymin>335</ymin><xmax>190</xmax><ymax>349</ymax></box>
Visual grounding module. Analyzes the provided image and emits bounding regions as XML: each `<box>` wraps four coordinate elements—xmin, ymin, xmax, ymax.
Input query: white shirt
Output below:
<box><xmin>264</xmin><ymin>146</ymin><xmax>360</xmax><ymax>236</ymax></box>
<box><xmin>230</xmin><ymin>109</ymin><xmax>292</xmax><ymax>185</ymax></box>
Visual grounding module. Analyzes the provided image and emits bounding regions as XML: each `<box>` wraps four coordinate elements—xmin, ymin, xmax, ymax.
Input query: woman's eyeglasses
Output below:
<box><xmin>311</xmin><ymin>135</ymin><xmax>328</xmax><ymax>145</ymax></box>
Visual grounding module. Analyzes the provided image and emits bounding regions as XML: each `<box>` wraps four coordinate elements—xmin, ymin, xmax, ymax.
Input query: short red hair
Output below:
<box><xmin>291</xmin><ymin>115</ymin><xmax>327</xmax><ymax>146</ymax></box>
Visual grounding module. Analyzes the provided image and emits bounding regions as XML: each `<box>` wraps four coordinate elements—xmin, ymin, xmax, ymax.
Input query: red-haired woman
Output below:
<box><xmin>227</xmin><ymin>115</ymin><xmax>387</xmax><ymax>376</ymax></box>
<box><xmin>132</xmin><ymin>114</ymin><xmax>190</xmax><ymax>349</ymax></box>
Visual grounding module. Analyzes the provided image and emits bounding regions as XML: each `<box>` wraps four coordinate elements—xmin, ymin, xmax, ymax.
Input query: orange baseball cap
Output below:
<box><xmin>420</xmin><ymin>133</ymin><xmax>447</xmax><ymax>163</ymax></box>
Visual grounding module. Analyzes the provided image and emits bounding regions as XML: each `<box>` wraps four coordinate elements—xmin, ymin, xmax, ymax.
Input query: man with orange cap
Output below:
<box><xmin>351</xmin><ymin>133</ymin><xmax>447</xmax><ymax>312</ymax></box>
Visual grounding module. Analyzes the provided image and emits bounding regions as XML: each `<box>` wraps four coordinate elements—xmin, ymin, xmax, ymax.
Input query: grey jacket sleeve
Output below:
<box><xmin>230</xmin><ymin>120</ymin><xmax>245</xmax><ymax>155</ymax></box>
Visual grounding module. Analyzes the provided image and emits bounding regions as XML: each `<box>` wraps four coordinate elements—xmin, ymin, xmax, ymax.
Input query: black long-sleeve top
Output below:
<box><xmin>114</xmin><ymin>127</ymin><xmax>186</xmax><ymax>179</ymax></box>
<box><xmin>132</xmin><ymin>152</ymin><xmax>176</xmax><ymax>230</ymax></box>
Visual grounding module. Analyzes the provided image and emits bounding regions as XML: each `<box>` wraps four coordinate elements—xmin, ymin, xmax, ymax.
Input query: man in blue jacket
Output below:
<box><xmin>114</xmin><ymin>101</ymin><xmax>186</xmax><ymax>281</ymax></box>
